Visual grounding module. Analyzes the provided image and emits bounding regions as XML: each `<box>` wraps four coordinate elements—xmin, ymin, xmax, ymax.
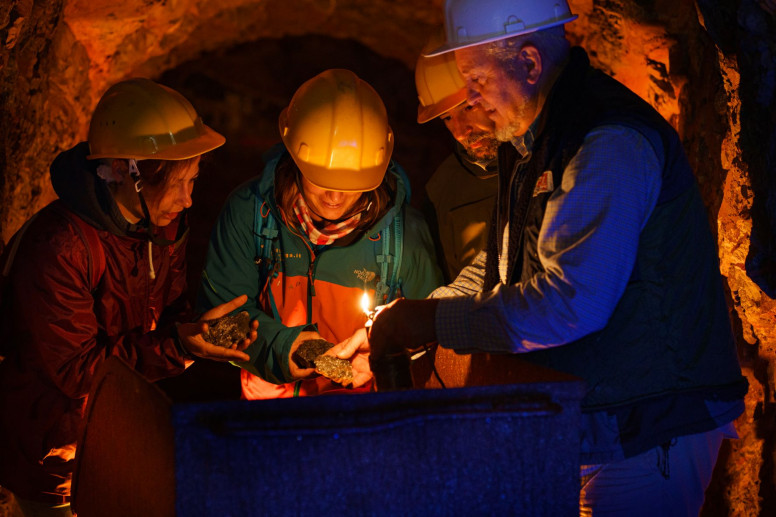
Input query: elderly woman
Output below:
<box><xmin>0</xmin><ymin>78</ymin><xmax>257</xmax><ymax>515</ymax></box>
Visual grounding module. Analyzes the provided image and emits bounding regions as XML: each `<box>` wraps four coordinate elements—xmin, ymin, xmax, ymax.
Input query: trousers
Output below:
<box><xmin>579</xmin><ymin>424</ymin><xmax>734</xmax><ymax>516</ymax></box>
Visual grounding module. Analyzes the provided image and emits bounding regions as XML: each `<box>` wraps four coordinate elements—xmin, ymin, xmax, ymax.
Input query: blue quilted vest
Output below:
<box><xmin>486</xmin><ymin>48</ymin><xmax>747</xmax><ymax>415</ymax></box>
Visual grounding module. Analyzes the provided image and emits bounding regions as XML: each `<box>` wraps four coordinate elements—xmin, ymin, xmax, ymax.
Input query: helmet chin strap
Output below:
<box><xmin>128</xmin><ymin>158</ymin><xmax>150</xmax><ymax>218</ymax></box>
<box><xmin>127</xmin><ymin>158</ymin><xmax>155</xmax><ymax>280</ymax></box>
<box><xmin>295</xmin><ymin>171</ymin><xmax>372</xmax><ymax>225</ymax></box>
<box><xmin>127</xmin><ymin>159</ymin><xmax>183</xmax><ymax>247</ymax></box>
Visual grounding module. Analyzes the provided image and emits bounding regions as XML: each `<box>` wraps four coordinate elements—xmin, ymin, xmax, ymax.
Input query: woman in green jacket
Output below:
<box><xmin>199</xmin><ymin>69</ymin><xmax>442</xmax><ymax>398</ymax></box>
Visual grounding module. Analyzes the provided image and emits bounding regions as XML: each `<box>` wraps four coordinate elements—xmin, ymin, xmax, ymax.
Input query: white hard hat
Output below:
<box><xmin>426</xmin><ymin>0</ymin><xmax>578</xmax><ymax>57</ymax></box>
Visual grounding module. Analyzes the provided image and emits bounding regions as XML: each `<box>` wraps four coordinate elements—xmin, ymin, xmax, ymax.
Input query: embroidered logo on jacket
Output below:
<box><xmin>354</xmin><ymin>268</ymin><xmax>376</xmax><ymax>283</ymax></box>
<box><xmin>533</xmin><ymin>170</ymin><xmax>554</xmax><ymax>196</ymax></box>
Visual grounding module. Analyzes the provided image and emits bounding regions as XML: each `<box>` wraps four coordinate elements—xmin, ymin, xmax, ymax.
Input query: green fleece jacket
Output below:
<box><xmin>199</xmin><ymin>147</ymin><xmax>442</xmax><ymax>387</ymax></box>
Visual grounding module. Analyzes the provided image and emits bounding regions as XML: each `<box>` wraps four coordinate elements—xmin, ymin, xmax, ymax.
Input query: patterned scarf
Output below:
<box><xmin>293</xmin><ymin>192</ymin><xmax>362</xmax><ymax>245</ymax></box>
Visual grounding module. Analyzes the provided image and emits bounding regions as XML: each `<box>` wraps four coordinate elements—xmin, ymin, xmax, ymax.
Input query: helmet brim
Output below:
<box><xmin>298</xmin><ymin>161</ymin><xmax>387</xmax><ymax>193</ymax></box>
<box><xmin>417</xmin><ymin>89</ymin><xmax>468</xmax><ymax>124</ymax></box>
<box><xmin>424</xmin><ymin>15</ymin><xmax>578</xmax><ymax>57</ymax></box>
<box><xmin>87</xmin><ymin>123</ymin><xmax>225</xmax><ymax>160</ymax></box>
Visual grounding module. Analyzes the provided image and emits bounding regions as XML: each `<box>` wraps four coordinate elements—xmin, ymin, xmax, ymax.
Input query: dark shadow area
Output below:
<box><xmin>738</xmin><ymin>3</ymin><xmax>776</xmax><ymax>298</ymax></box>
<box><xmin>675</xmin><ymin>9</ymin><xmax>730</xmax><ymax>234</ymax></box>
<box><xmin>153</xmin><ymin>34</ymin><xmax>452</xmax><ymax>402</ymax></box>
<box><xmin>736</xmin><ymin>3</ymin><xmax>776</xmax><ymax>506</ymax></box>
<box><xmin>700</xmin><ymin>439</ymin><xmax>733</xmax><ymax>517</ymax></box>
<box><xmin>757</xmin><ymin>383</ymin><xmax>776</xmax><ymax>515</ymax></box>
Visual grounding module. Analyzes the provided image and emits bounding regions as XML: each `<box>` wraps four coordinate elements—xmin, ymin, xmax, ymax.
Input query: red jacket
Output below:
<box><xmin>0</xmin><ymin>143</ymin><xmax>192</xmax><ymax>504</ymax></box>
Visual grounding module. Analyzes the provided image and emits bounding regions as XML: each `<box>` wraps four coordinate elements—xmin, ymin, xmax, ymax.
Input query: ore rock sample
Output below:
<box><xmin>292</xmin><ymin>338</ymin><xmax>335</xmax><ymax>369</ymax></box>
<box><xmin>202</xmin><ymin>311</ymin><xmax>251</xmax><ymax>347</ymax></box>
<box><xmin>314</xmin><ymin>354</ymin><xmax>354</xmax><ymax>385</ymax></box>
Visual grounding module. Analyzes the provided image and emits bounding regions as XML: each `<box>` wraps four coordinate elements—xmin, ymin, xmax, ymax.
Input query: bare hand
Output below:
<box><xmin>368</xmin><ymin>298</ymin><xmax>439</xmax><ymax>362</ymax></box>
<box><xmin>329</xmin><ymin>328</ymin><xmax>372</xmax><ymax>388</ymax></box>
<box><xmin>288</xmin><ymin>330</ymin><xmax>327</xmax><ymax>379</ymax></box>
<box><xmin>177</xmin><ymin>295</ymin><xmax>257</xmax><ymax>362</ymax></box>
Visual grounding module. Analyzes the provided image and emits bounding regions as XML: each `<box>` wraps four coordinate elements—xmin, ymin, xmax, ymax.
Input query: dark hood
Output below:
<box><xmin>50</xmin><ymin>142</ymin><xmax>133</xmax><ymax>236</ymax></box>
<box><xmin>50</xmin><ymin>142</ymin><xmax>187</xmax><ymax>244</ymax></box>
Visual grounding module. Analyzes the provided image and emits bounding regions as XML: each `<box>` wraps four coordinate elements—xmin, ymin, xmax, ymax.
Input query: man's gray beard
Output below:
<box><xmin>495</xmin><ymin>121</ymin><xmax>521</xmax><ymax>142</ymax></box>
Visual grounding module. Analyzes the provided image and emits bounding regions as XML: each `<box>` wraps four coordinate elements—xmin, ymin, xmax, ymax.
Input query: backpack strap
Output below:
<box><xmin>54</xmin><ymin>206</ymin><xmax>106</xmax><ymax>290</ymax></box>
<box><xmin>1</xmin><ymin>213</ymin><xmax>40</xmax><ymax>278</ymax></box>
<box><xmin>1</xmin><ymin>213</ymin><xmax>42</xmax><ymax>357</ymax></box>
<box><xmin>254</xmin><ymin>200</ymin><xmax>279</xmax><ymax>268</ymax></box>
<box><xmin>254</xmin><ymin>197</ymin><xmax>280</xmax><ymax>318</ymax></box>
<box><xmin>0</xmin><ymin>207</ymin><xmax>105</xmax><ymax>358</ymax></box>
<box><xmin>0</xmin><ymin>218</ymin><xmax>40</xmax><ymax>358</ymax></box>
<box><xmin>388</xmin><ymin>207</ymin><xmax>404</xmax><ymax>300</ymax></box>
<box><xmin>374</xmin><ymin>224</ymin><xmax>392</xmax><ymax>305</ymax></box>
<box><xmin>374</xmin><ymin>207</ymin><xmax>405</xmax><ymax>306</ymax></box>
<box><xmin>75</xmin><ymin>216</ymin><xmax>106</xmax><ymax>290</ymax></box>
<box><xmin>2</xmin><ymin>206</ymin><xmax>106</xmax><ymax>290</ymax></box>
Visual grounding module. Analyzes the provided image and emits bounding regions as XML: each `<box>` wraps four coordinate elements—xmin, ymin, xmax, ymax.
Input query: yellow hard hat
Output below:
<box><xmin>87</xmin><ymin>78</ymin><xmax>225</xmax><ymax>160</ymax></box>
<box><xmin>415</xmin><ymin>29</ymin><xmax>468</xmax><ymax>123</ymax></box>
<box><xmin>278</xmin><ymin>69</ymin><xmax>394</xmax><ymax>192</ymax></box>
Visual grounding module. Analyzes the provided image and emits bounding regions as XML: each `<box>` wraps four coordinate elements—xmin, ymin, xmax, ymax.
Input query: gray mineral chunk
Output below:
<box><xmin>202</xmin><ymin>311</ymin><xmax>251</xmax><ymax>347</ymax></box>
<box><xmin>314</xmin><ymin>354</ymin><xmax>354</xmax><ymax>385</ymax></box>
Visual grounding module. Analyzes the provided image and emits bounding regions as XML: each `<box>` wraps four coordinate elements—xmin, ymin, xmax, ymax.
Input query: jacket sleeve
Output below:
<box><xmin>430</xmin><ymin>250</ymin><xmax>488</xmax><ymax>298</ymax></box>
<box><xmin>435</xmin><ymin>126</ymin><xmax>662</xmax><ymax>353</ymax></box>
<box><xmin>197</xmin><ymin>182</ymin><xmax>306</xmax><ymax>384</ymax></box>
<box><xmin>396</xmin><ymin>206</ymin><xmax>444</xmax><ymax>300</ymax></box>
<box><xmin>10</xmin><ymin>213</ymin><xmax>188</xmax><ymax>400</ymax></box>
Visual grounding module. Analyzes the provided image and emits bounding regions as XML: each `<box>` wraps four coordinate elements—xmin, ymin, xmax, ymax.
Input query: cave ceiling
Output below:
<box><xmin>0</xmin><ymin>0</ymin><xmax>688</xmax><ymax>241</ymax></box>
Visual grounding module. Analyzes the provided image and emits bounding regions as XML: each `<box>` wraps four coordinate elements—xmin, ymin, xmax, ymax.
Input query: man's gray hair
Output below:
<box><xmin>484</xmin><ymin>25</ymin><xmax>570</xmax><ymax>72</ymax></box>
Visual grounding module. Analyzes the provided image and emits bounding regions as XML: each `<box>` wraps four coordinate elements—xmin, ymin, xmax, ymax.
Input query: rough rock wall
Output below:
<box><xmin>702</xmin><ymin>1</ymin><xmax>776</xmax><ymax>515</ymax></box>
<box><xmin>0</xmin><ymin>0</ymin><xmax>445</xmax><ymax>245</ymax></box>
<box><xmin>1</xmin><ymin>0</ymin><xmax>775</xmax><ymax>515</ymax></box>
